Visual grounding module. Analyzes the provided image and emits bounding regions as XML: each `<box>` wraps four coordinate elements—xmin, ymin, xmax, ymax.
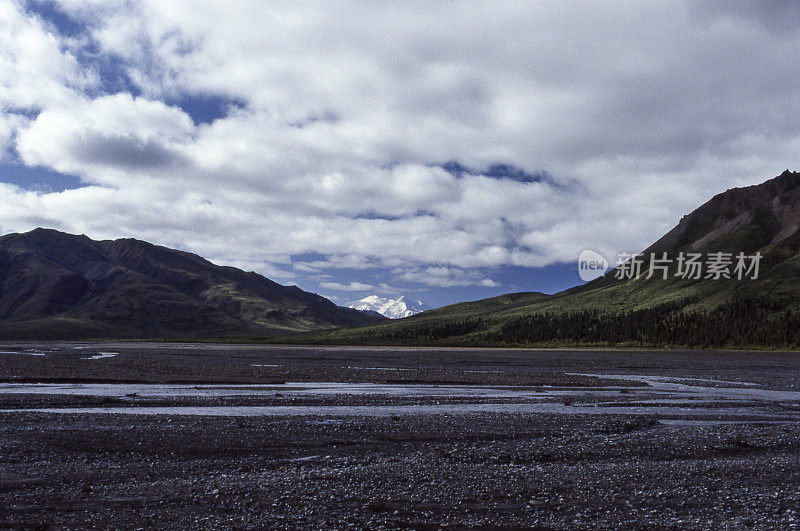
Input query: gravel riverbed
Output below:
<box><xmin>2</xmin><ymin>342</ymin><xmax>800</xmax><ymax>529</ymax></box>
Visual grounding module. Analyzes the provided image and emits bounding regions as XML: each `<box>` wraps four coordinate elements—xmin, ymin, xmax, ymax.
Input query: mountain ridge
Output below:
<box><xmin>0</xmin><ymin>228</ymin><xmax>384</xmax><ymax>339</ymax></box>
<box><xmin>283</xmin><ymin>170</ymin><xmax>800</xmax><ymax>348</ymax></box>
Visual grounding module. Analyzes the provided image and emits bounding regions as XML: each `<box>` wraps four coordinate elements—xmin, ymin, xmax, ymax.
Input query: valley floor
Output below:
<box><xmin>2</xmin><ymin>343</ymin><xmax>800</xmax><ymax>529</ymax></box>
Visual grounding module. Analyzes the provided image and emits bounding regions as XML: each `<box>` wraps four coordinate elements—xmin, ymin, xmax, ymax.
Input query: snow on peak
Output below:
<box><xmin>349</xmin><ymin>295</ymin><xmax>429</xmax><ymax>319</ymax></box>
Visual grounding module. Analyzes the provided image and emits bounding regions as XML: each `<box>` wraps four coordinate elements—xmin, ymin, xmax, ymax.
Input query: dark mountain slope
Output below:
<box><xmin>0</xmin><ymin>229</ymin><xmax>384</xmax><ymax>339</ymax></box>
<box><xmin>289</xmin><ymin>171</ymin><xmax>800</xmax><ymax>348</ymax></box>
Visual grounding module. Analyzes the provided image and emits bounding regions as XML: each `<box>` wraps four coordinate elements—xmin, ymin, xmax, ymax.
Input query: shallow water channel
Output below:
<box><xmin>3</xmin><ymin>375</ymin><xmax>800</xmax><ymax>422</ymax></box>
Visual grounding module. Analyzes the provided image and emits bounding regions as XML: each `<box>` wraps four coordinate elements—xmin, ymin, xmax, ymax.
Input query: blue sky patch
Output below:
<box><xmin>439</xmin><ymin>161</ymin><xmax>553</xmax><ymax>184</ymax></box>
<box><xmin>26</xmin><ymin>0</ymin><xmax>88</xmax><ymax>38</ymax></box>
<box><xmin>0</xmin><ymin>162</ymin><xmax>83</xmax><ymax>193</ymax></box>
<box><xmin>167</xmin><ymin>94</ymin><xmax>246</xmax><ymax>125</ymax></box>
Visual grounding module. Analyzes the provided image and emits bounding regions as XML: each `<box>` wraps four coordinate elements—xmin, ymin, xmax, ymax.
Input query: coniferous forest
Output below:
<box><xmin>293</xmin><ymin>296</ymin><xmax>800</xmax><ymax>349</ymax></box>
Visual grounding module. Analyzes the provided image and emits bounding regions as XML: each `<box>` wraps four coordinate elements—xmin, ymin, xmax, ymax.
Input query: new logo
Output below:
<box><xmin>578</xmin><ymin>249</ymin><xmax>609</xmax><ymax>282</ymax></box>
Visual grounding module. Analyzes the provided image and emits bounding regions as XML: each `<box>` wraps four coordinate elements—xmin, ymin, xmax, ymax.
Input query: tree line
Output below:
<box><xmin>344</xmin><ymin>296</ymin><xmax>800</xmax><ymax>348</ymax></box>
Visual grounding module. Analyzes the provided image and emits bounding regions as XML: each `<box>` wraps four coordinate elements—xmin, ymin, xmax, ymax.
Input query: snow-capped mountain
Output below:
<box><xmin>349</xmin><ymin>295</ymin><xmax>430</xmax><ymax>319</ymax></box>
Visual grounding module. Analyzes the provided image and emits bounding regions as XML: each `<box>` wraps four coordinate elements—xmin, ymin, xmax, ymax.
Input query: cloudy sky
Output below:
<box><xmin>1</xmin><ymin>1</ymin><xmax>799</xmax><ymax>307</ymax></box>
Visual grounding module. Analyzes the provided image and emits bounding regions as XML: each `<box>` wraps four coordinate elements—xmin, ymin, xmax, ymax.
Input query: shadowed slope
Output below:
<box><xmin>0</xmin><ymin>229</ymin><xmax>384</xmax><ymax>339</ymax></box>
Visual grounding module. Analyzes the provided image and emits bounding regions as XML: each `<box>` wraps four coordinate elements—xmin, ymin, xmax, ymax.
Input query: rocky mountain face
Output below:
<box><xmin>646</xmin><ymin>169</ymin><xmax>800</xmax><ymax>256</ymax></box>
<box><xmin>349</xmin><ymin>295</ymin><xmax>429</xmax><ymax>319</ymax></box>
<box><xmin>0</xmin><ymin>229</ymin><xmax>384</xmax><ymax>339</ymax></box>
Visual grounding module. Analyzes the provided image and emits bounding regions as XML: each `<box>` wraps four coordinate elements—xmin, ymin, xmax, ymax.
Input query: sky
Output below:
<box><xmin>1</xmin><ymin>1</ymin><xmax>799</xmax><ymax>309</ymax></box>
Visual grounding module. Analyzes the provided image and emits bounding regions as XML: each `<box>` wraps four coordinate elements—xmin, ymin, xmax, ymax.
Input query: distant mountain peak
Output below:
<box><xmin>349</xmin><ymin>295</ymin><xmax>429</xmax><ymax>319</ymax></box>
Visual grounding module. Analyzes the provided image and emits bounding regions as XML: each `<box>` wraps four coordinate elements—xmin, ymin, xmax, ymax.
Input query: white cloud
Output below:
<box><xmin>396</xmin><ymin>266</ymin><xmax>500</xmax><ymax>289</ymax></box>
<box><xmin>0</xmin><ymin>0</ymin><xmax>94</xmax><ymax>112</ymax></box>
<box><xmin>0</xmin><ymin>114</ymin><xmax>27</xmax><ymax>159</ymax></box>
<box><xmin>17</xmin><ymin>93</ymin><xmax>195</xmax><ymax>182</ymax></box>
<box><xmin>319</xmin><ymin>281</ymin><xmax>375</xmax><ymax>292</ymax></box>
<box><xmin>0</xmin><ymin>0</ymin><xmax>98</xmax><ymax>159</ymax></box>
<box><xmin>1</xmin><ymin>1</ymin><xmax>799</xmax><ymax>291</ymax></box>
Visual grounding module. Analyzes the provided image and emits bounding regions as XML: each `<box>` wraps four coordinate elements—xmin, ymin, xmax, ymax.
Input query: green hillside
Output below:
<box><xmin>281</xmin><ymin>171</ymin><xmax>800</xmax><ymax>348</ymax></box>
